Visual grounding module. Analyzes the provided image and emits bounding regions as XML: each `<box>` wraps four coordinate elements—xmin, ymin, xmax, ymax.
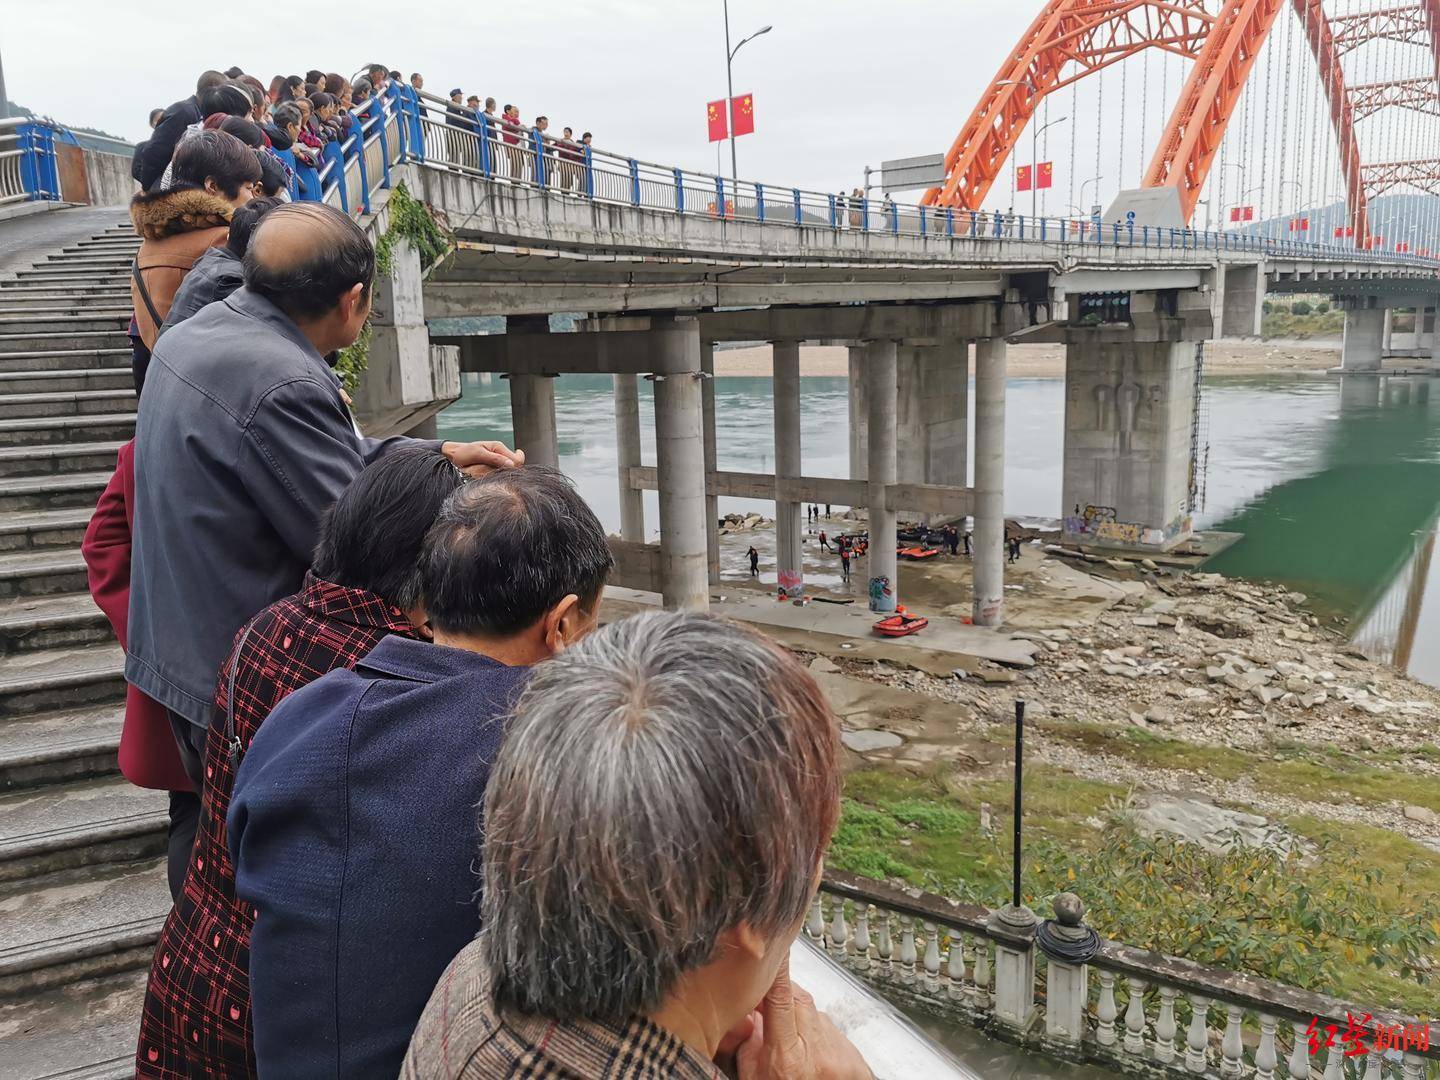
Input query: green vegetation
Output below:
<box><xmin>831</xmin><ymin>766</ymin><xmax>1439</xmax><ymax>1014</ymax></box>
<box><xmin>1261</xmin><ymin>305</ymin><xmax>1345</xmax><ymax>340</ymax></box>
<box><xmin>334</xmin><ymin>182</ymin><xmax>453</xmax><ymax>393</ymax></box>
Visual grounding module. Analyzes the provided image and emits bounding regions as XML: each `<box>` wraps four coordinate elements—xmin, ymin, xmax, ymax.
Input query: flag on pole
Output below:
<box><xmin>1334</xmin><ymin>225</ymin><xmax>1354</xmax><ymax>238</ymax></box>
<box><xmin>1242</xmin><ymin>206</ymin><xmax>1254</xmax><ymax>221</ymax></box>
<box><xmin>730</xmin><ymin>93</ymin><xmax>755</xmax><ymax>137</ymax></box>
<box><xmin>1230</xmin><ymin>207</ymin><xmax>1241</xmax><ymax>223</ymax></box>
<box><xmin>706</xmin><ymin>99</ymin><xmax>728</xmax><ymax>142</ymax></box>
<box><xmin>1016</xmin><ymin>165</ymin><xmax>1033</xmax><ymax>192</ymax></box>
<box><xmin>1037</xmin><ymin>161</ymin><xmax>1054</xmax><ymax>189</ymax></box>
<box><xmin>1289</xmin><ymin>217</ymin><xmax>1309</xmax><ymax>232</ymax></box>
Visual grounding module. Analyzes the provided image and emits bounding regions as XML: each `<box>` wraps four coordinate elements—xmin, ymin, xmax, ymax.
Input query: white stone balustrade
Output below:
<box><xmin>814</xmin><ymin>871</ymin><xmax>1438</xmax><ymax>1080</ymax></box>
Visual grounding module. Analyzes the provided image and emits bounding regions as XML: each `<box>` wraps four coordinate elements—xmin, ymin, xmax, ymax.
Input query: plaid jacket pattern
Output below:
<box><xmin>403</xmin><ymin>937</ymin><xmax>720</xmax><ymax>1080</ymax></box>
<box><xmin>137</xmin><ymin>573</ymin><xmax>417</xmax><ymax>1078</ymax></box>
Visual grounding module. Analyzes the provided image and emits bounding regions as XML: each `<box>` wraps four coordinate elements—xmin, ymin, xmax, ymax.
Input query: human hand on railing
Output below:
<box><xmin>733</xmin><ymin>957</ymin><xmax>873</xmax><ymax>1080</ymax></box>
<box><xmin>441</xmin><ymin>439</ymin><xmax>526</xmax><ymax>476</ymax></box>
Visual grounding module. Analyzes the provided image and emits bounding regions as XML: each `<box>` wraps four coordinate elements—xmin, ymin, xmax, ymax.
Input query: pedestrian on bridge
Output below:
<box><xmin>134</xmin><ymin>70</ymin><xmax>228</xmax><ymax>190</ymax></box>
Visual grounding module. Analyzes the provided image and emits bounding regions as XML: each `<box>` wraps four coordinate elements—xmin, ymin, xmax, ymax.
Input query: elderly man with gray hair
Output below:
<box><xmin>403</xmin><ymin>611</ymin><xmax>872</xmax><ymax>1079</ymax></box>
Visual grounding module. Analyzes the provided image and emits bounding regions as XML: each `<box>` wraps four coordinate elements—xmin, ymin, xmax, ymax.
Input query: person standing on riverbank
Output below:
<box><xmin>748</xmin><ymin>546</ymin><xmax>760</xmax><ymax>576</ymax></box>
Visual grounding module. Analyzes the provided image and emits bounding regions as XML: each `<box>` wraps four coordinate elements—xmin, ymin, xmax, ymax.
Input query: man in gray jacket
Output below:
<box><xmin>127</xmin><ymin>203</ymin><xmax>520</xmax><ymax>820</ymax></box>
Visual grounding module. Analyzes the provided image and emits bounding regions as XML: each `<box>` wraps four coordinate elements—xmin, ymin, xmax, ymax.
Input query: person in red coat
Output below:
<box><xmin>82</xmin><ymin>440</ymin><xmax>197</xmax><ymax>897</ymax></box>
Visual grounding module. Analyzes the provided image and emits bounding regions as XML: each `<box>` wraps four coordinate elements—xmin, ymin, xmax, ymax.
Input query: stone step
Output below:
<box><xmin>0</xmin><ymin>508</ymin><xmax>103</xmax><ymax>554</ymax></box>
<box><xmin>0</xmin><ymin>441</ymin><xmax>123</xmax><ymax>479</ymax></box>
<box><xmin>0</xmin><ymin>367</ymin><xmax>132</xmax><ymax>396</ymax></box>
<box><xmin>0</xmin><ymin>348</ymin><xmax>132</xmax><ymax>375</ymax></box>
<box><xmin>0</xmin><ymin>594</ymin><xmax>110</xmax><ymax>654</ymax></box>
<box><xmin>10</xmin><ymin>275</ymin><xmax>131</xmax><ymax>289</ymax></box>
<box><xmin>0</xmin><ymin>471</ymin><xmax>110</xmax><ymax>513</ymax></box>
<box><xmin>0</xmin><ymin>967</ymin><xmax>142</xmax><ymax>1080</ymax></box>
<box><xmin>0</xmin><ymin>314</ymin><xmax>130</xmax><ymax>330</ymax></box>
<box><xmin>0</xmin><ymin>642</ymin><xmax>125</xmax><ymax>719</ymax></box>
<box><xmin>33</xmin><ymin>259</ymin><xmax>136</xmax><ymax>273</ymax></box>
<box><xmin>0</xmin><ymin>704</ymin><xmax>123</xmax><ymax>791</ymax></box>
<box><xmin>0</xmin><ymin>414</ymin><xmax>135</xmax><ymax>450</ymax></box>
<box><xmin>0</xmin><ymin>776</ymin><xmax>166</xmax><ymax>884</ymax></box>
<box><xmin>0</xmin><ymin>333</ymin><xmax>131</xmax><ymax>357</ymax></box>
<box><xmin>0</xmin><ymin>296</ymin><xmax>132</xmax><ymax>313</ymax></box>
<box><xmin>0</xmin><ymin>551</ymin><xmax>92</xmax><ymax>601</ymax></box>
<box><xmin>0</xmin><ymin>390</ymin><xmax>136</xmax><ymax>421</ymax></box>
<box><xmin>0</xmin><ymin>857</ymin><xmax>167</xmax><ymax>1000</ymax></box>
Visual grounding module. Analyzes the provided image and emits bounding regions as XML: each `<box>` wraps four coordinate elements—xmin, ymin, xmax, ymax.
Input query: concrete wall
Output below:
<box><xmin>83</xmin><ymin>150</ymin><xmax>137</xmax><ymax>207</ymax></box>
<box><xmin>354</xmin><ymin>230</ymin><xmax>461</xmax><ymax>436</ymax></box>
<box><xmin>1061</xmin><ymin>336</ymin><xmax>1197</xmax><ymax>549</ymax></box>
<box><xmin>1219</xmin><ymin>262</ymin><xmax>1264</xmax><ymax>338</ymax></box>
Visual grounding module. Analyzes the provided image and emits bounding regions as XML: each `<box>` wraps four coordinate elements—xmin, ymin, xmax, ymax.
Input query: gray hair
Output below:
<box><xmin>481</xmin><ymin>611</ymin><xmax>842</xmax><ymax>1023</ymax></box>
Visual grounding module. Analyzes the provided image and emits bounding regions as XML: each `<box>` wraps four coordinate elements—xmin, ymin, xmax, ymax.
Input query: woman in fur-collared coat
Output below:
<box><xmin>129</xmin><ymin>128</ymin><xmax>260</xmax><ymax>356</ymax></box>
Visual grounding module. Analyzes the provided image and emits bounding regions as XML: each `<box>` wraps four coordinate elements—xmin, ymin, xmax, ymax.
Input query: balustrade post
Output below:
<box><xmin>1322</xmin><ymin>1043</ymin><xmax>1344</xmax><ymax>1080</ymax></box>
<box><xmin>1220</xmin><ymin>1004</ymin><xmax>1244</xmax><ymax>1076</ymax></box>
<box><xmin>1401</xmin><ymin>1053</ymin><xmax>1426</xmax><ymax>1080</ymax></box>
<box><xmin>1097</xmin><ymin>971</ymin><xmax>1118</xmax><ymax>1047</ymax></box>
<box><xmin>583</xmin><ymin>145</ymin><xmax>594</xmax><ymax>198</ymax></box>
<box><xmin>853</xmin><ymin>906</ymin><xmax>872</xmax><ymax>971</ymax></box>
<box><xmin>946</xmin><ymin>933</ymin><xmax>964</xmax><ymax>999</ymax></box>
<box><xmin>1123</xmin><ymin>977</ymin><xmax>1147</xmax><ymax>1057</ymax></box>
<box><xmin>876</xmin><ymin>912</ymin><xmax>894</xmax><ymax>979</ymax></box>
<box><xmin>1254</xmin><ymin>1014</ymin><xmax>1279</xmax><ymax>1080</ymax></box>
<box><xmin>828</xmin><ymin>192</ymin><xmax>837</xmax><ymax>228</ymax></box>
<box><xmin>1155</xmin><ymin>987</ymin><xmax>1179</xmax><ymax>1064</ymax></box>
<box><xmin>628</xmin><ymin>159</ymin><xmax>640</xmax><ymax>206</ymax></box>
<box><xmin>1185</xmin><ymin>994</ymin><xmax>1210</xmax><ymax>1073</ymax></box>
<box><xmin>922</xmin><ymin>922</ymin><xmax>940</xmax><ymax>991</ymax></box>
<box><xmin>377</xmin><ymin>115</ymin><xmax>391</xmax><ymax>190</ymax></box>
<box><xmin>355</xmin><ymin>135</ymin><xmax>371</xmax><ymax>215</ymax></box>
<box><xmin>674</xmin><ymin>168</ymin><xmax>684</xmax><ymax>214</ymax></box>
<box><xmin>793</xmin><ymin>187</ymin><xmax>801</xmax><ymax>225</ymax></box>
<box><xmin>1362</xmin><ymin>1049</ymin><xmax>1382</xmax><ymax>1080</ymax></box>
<box><xmin>828</xmin><ymin>899</ymin><xmax>849</xmax><ymax>956</ymax></box>
<box><xmin>970</xmin><ymin>939</ymin><xmax>991</xmax><ymax>1009</ymax></box>
<box><xmin>807</xmin><ymin>896</ymin><xmax>824</xmax><ymax>940</ymax></box>
<box><xmin>988</xmin><ymin>904</ymin><xmax>1038</xmax><ymax>1031</ymax></box>
<box><xmin>898</xmin><ymin>916</ymin><xmax>918</xmax><ymax>985</ymax></box>
<box><xmin>1286</xmin><ymin>1020</ymin><xmax>1310</xmax><ymax>1078</ymax></box>
<box><xmin>714</xmin><ymin>176</ymin><xmax>725</xmax><ymax>219</ymax></box>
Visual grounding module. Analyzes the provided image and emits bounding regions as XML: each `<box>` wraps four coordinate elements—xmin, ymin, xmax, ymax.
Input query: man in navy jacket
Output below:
<box><xmin>229</xmin><ymin>466</ymin><xmax>613</xmax><ymax>1079</ymax></box>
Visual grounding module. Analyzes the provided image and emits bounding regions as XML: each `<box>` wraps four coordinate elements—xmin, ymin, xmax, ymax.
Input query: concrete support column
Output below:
<box><xmin>613</xmin><ymin>374</ymin><xmax>645</xmax><ymax>542</ymax></box>
<box><xmin>772</xmin><ymin>340</ymin><xmax>804</xmax><ymax>597</ymax></box>
<box><xmin>1382</xmin><ymin>307</ymin><xmax>1394</xmax><ymax>353</ymax></box>
<box><xmin>652</xmin><ymin>318</ymin><xmax>709</xmax><ymax>612</ymax></box>
<box><xmin>1431</xmin><ymin>314</ymin><xmax>1440</xmax><ymax>369</ymax></box>
<box><xmin>865</xmin><ymin>340</ymin><xmax>898</xmax><ymax>613</ymax></box>
<box><xmin>896</xmin><ymin>345</ymin><xmax>926</xmax><ymax>489</ymax></box>
<box><xmin>1341</xmin><ymin>306</ymin><xmax>1385</xmax><ymax>372</ymax></box>
<box><xmin>700</xmin><ymin>341</ymin><xmax>720</xmax><ymax>585</ymax></box>
<box><xmin>1060</xmin><ymin>337</ymin><xmax>1197</xmax><ymax>551</ymax></box>
<box><xmin>896</xmin><ymin>342</ymin><xmax>969</xmax><ymax>523</ymax></box>
<box><xmin>508</xmin><ymin>374</ymin><xmax>558</xmax><ymax>468</ymax></box>
<box><xmin>973</xmin><ymin>338</ymin><xmax>1007</xmax><ymax>626</ymax></box>
<box><xmin>1219</xmin><ymin>263</ymin><xmax>1264</xmax><ymax>338</ymax></box>
<box><xmin>848</xmin><ymin>345</ymin><xmax>868</xmax><ymax>483</ymax></box>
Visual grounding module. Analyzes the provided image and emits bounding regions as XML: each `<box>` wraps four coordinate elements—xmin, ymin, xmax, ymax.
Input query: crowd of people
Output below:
<box><xmin>85</xmin><ymin>62</ymin><xmax>873</xmax><ymax>1080</ymax></box>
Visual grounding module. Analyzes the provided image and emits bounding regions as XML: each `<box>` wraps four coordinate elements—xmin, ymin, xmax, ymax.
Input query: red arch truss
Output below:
<box><xmin>926</xmin><ymin>0</ymin><xmax>1440</xmax><ymax>247</ymax></box>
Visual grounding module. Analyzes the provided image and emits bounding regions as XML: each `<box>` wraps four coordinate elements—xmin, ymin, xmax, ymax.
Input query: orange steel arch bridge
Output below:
<box><xmin>924</xmin><ymin>0</ymin><xmax>1440</xmax><ymax>252</ymax></box>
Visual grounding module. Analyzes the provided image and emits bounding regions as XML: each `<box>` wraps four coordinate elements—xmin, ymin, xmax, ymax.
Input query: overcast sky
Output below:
<box><xmin>4</xmin><ymin>0</ymin><xmax>1033</xmax><ymax>195</ymax></box>
<box><xmin>6</xmin><ymin>1</ymin><xmax>1418</xmax><ymax>224</ymax></box>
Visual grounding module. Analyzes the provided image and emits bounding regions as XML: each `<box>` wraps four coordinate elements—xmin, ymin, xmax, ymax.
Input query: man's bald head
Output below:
<box><xmin>243</xmin><ymin>203</ymin><xmax>375</xmax><ymax>322</ymax></box>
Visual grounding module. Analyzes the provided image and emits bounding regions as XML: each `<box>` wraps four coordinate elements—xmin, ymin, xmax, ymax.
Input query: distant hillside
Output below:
<box><xmin>1232</xmin><ymin>192</ymin><xmax>1440</xmax><ymax>248</ymax></box>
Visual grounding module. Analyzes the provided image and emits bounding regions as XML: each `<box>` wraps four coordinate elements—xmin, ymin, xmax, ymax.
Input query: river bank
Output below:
<box><xmin>712</xmin><ymin>338</ymin><xmax>1345</xmax><ymax>378</ymax></box>
<box><xmin>696</xmin><ymin>522</ymin><xmax>1440</xmax><ymax>1013</ymax></box>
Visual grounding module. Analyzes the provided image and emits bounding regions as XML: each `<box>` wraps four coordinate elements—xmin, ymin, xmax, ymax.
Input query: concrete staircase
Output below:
<box><xmin>0</xmin><ymin>221</ymin><xmax>166</xmax><ymax>1080</ymax></box>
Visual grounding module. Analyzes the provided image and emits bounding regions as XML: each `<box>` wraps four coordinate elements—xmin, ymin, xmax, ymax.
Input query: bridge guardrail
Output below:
<box><xmin>286</xmin><ymin>83</ymin><xmax>1437</xmax><ymax>271</ymax></box>
<box><xmin>0</xmin><ymin>117</ymin><xmax>61</xmax><ymax>206</ymax></box>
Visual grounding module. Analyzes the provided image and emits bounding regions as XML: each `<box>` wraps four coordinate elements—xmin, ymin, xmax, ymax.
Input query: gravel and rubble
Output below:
<box><xmin>822</xmin><ymin>556</ymin><xmax>1440</xmax><ymax>847</ymax></box>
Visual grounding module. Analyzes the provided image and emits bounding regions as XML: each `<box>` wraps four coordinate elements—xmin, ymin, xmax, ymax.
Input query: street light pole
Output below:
<box><xmin>0</xmin><ymin>42</ymin><xmax>9</xmax><ymax>120</ymax></box>
<box><xmin>1030</xmin><ymin>115</ymin><xmax>1067</xmax><ymax>222</ymax></box>
<box><xmin>721</xmin><ymin>1</ymin><xmax>771</xmax><ymax>181</ymax></box>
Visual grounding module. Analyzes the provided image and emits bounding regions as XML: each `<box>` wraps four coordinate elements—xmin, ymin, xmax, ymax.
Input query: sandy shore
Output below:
<box><xmin>712</xmin><ymin>338</ymin><xmax>1343</xmax><ymax>378</ymax></box>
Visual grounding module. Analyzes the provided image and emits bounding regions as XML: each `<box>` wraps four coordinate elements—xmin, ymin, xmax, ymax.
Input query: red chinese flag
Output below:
<box><xmin>730</xmin><ymin>93</ymin><xmax>755</xmax><ymax>137</ymax></box>
<box><xmin>1242</xmin><ymin>206</ymin><xmax>1254</xmax><ymax>221</ymax></box>
<box><xmin>1230</xmin><ymin>207</ymin><xmax>1242</xmax><ymax>223</ymax></box>
<box><xmin>1037</xmin><ymin>161</ymin><xmax>1054</xmax><ymax>189</ymax></box>
<box><xmin>706</xmin><ymin>99</ymin><xmax>728</xmax><ymax>142</ymax></box>
<box><xmin>1016</xmin><ymin>165</ymin><xmax>1033</xmax><ymax>192</ymax></box>
<box><xmin>1299</xmin><ymin>217</ymin><xmax>1309</xmax><ymax>231</ymax></box>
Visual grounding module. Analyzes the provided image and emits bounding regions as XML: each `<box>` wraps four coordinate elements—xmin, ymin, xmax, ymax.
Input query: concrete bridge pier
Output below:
<box><xmin>865</xmin><ymin>340</ymin><xmax>899</xmax><ymax>613</ymax></box>
<box><xmin>1219</xmin><ymin>262</ymin><xmax>1265</xmax><ymax>338</ymax></box>
<box><xmin>773</xmin><ymin>340</ymin><xmax>804</xmax><ymax>596</ymax></box>
<box><xmin>896</xmin><ymin>342</ymin><xmax>969</xmax><ymax>523</ymax></box>
<box><xmin>1059</xmin><ymin>303</ymin><xmax>1204</xmax><ymax>552</ymax></box>
<box><xmin>972</xmin><ymin>338</ymin><xmax>1007</xmax><ymax>626</ymax></box>
<box><xmin>701</xmin><ymin>341</ymin><xmax>720</xmax><ymax>585</ymax></box>
<box><xmin>651</xmin><ymin>317</ymin><xmax>710</xmax><ymax>611</ymax></box>
<box><xmin>506</xmin><ymin>316</ymin><xmax>559</xmax><ymax>468</ymax></box>
<box><xmin>849</xmin><ymin>345</ymin><xmax>868</xmax><ymax>483</ymax></box>
<box><xmin>613</xmin><ymin>373</ymin><xmax>645</xmax><ymax>543</ymax></box>
<box><xmin>1341</xmin><ymin>304</ymin><xmax>1386</xmax><ymax>371</ymax></box>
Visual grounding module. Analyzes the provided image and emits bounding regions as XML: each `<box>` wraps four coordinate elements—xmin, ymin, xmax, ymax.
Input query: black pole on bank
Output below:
<box><xmin>1012</xmin><ymin>699</ymin><xmax>1025</xmax><ymax>911</ymax></box>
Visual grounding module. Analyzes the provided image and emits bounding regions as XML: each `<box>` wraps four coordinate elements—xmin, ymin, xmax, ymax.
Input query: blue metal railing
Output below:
<box><xmin>281</xmin><ymin>84</ymin><xmax>1440</xmax><ymax>272</ymax></box>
